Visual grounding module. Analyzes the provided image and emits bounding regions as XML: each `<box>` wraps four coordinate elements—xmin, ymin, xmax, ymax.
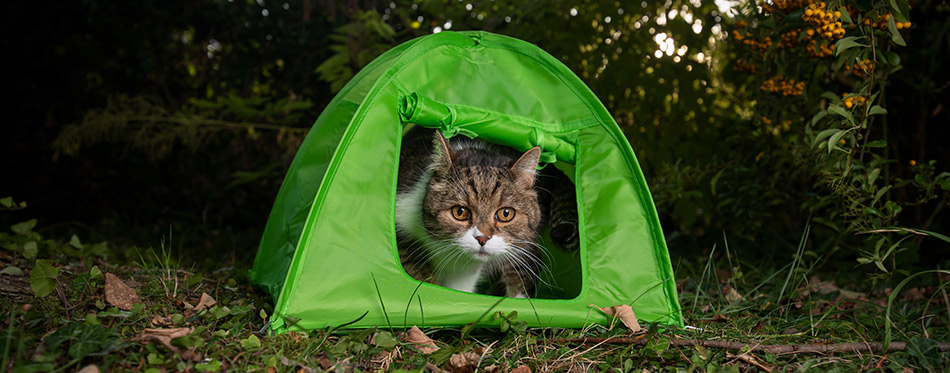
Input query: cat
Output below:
<box><xmin>395</xmin><ymin>128</ymin><xmax>578</xmax><ymax>298</ymax></box>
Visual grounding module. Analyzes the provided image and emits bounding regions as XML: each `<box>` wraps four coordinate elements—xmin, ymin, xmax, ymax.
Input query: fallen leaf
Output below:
<box><xmin>104</xmin><ymin>273</ymin><xmax>141</xmax><ymax>311</ymax></box>
<box><xmin>279</xmin><ymin>356</ymin><xmax>317</xmax><ymax>373</ymax></box>
<box><xmin>134</xmin><ymin>327</ymin><xmax>193</xmax><ymax>351</ymax></box>
<box><xmin>195</xmin><ymin>293</ymin><xmax>217</xmax><ymax>311</ymax></box>
<box><xmin>448</xmin><ymin>351</ymin><xmax>480</xmax><ymax>370</ymax></box>
<box><xmin>715</xmin><ymin>268</ymin><xmax>733</xmax><ymax>282</ymax></box>
<box><xmin>150</xmin><ymin>315</ymin><xmax>172</xmax><ymax>326</ymax></box>
<box><xmin>483</xmin><ymin>364</ymin><xmax>500</xmax><ymax>373</ymax></box>
<box><xmin>722</xmin><ymin>284</ymin><xmax>745</xmax><ymax>302</ymax></box>
<box><xmin>405</xmin><ymin>325</ymin><xmax>439</xmax><ymax>354</ymax></box>
<box><xmin>511</xmin><ymin>364</ymin><xmax>531</xmax><ymax>373</ymax></box>
<box><xmin>591</xmin><ymin>304</ymin><xmax>642</xmax><ymax>334</ymax></box>
<box><xmin>809</xmin><ymin>276</ymin><xmax>867</xmax><ymax>300</ymax></box>
<box><xmin>1</xmin><ymin>266</ymin><xmax>25</xmax><ymax>276</ymax></box>
<box><xmin>728</xmin><ymin>352</ymin><xmax>775</xmax><ymax>372</ymax></box>
<box><xmin>76</xmin><ymin>364</ymin><xmax>100</xmax><ymax>373</ymax></box>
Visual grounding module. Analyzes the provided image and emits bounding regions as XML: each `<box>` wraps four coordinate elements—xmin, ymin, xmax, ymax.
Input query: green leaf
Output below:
<box><xmin>644</xmin><ymin>336</ymin><xmax>671</xmax><ymax>357</ymax></box>
<box><xmin>828</xmin><ymin>130</ymin><xmax>847</xmax><ymax>154</ymax></box>
<box><xmin>886</xmin><ymin>51</ymin><xmax>901</xmax><ymax>66</ymax></box>
<box><xmin>873</xmin><ymin>186</ymin><xmax>892</xmax><ymax>203</ymax></box>
<box><xmin>868</xmin><ymin>105</ymin><xmax>887</xmax><ymax>116</ymax></box>
<box><xmin>839</xmin><ymin>7</ymin><xmax>852</xmax><ymax>24</ymax></box>
<box><xmin>810</xmin><ymin>110</ymin><xmax>828</xmax><ymax>127</ymax></box>
<box><xmin>211</xmin><ymin>306</ymin><xmax>231</xmax><ymax>320</ymax></box>
<box><xmin>171</xmin><ymin>334</ymin><xmax>205</xmax><ymax>349</ymax></box>
<box><xmin>868</xmin><ymin>168</ymin><xmax>881</xmax><ymax>186</ymax></box>
<box><xmin>908</xmin><ymin>228</ymin><xmax>950</xmax><ymax>244</ymax></box>
<box><xmin>89</xmin><ymin>266</ymin><xmax>103</xmax><ymax>281</ymax></box>
<box><xmin>887</xmin><ymin>16</ymin><xmax>906</xmax><ymax>46</ymax></box>
<box><xmin>834</xmin><ymin>36</ymin><xmax>867</xmax><ymax>55</ymax></box>
<box><xmin>1</xmin><ymin>266</ymin><xmax>25</xmax><ymax>276</ymax></box>
<box><xmin>196</xmin><ymin>359</ymin><xmax>222</xmax><ymax>372</ymax></box>
<box><xmin>828</xmin><ymin>105</ymin><xmax>856</xmax><ymax>126</ymax></box>
<box><xmin>374</xmin><ymin>331</ymin><xmax>397</xmax><ymax>349</ymax></box>
<box><xmin>69</xmin><ymin>235</ymin><xmax>84</xmax><ymax>249</ymax></box>
<box><xmin>240</xmin><ymin>335</ymin><xmax>261</xmax><ymax>351</ymax></box>
<box><xmin>187</xmin><ymin>273</ymin><xmax>203</xmax><ymax>288</ymax></box>
<box><xmin>22</xmin><ymin>241</ymin><xmax>38</xmax><ymax>259</ymax></box>
<box><xmin>812</xmin><ymin>128</ymin><xmax>840</xmax><ymax>148</ymax></box>
<box><xmin>0</xmin><ymin>197</ymin><xmax>13</xmax><ymax>208</ymax></box>
<box><xmin>11</xmin><ymin>219</ymin><xmax>37</xmax><ymax>235</ymax></box>
<box><xmin>30</xmin><ymin>259</ymin><xmax>59</xmax><ymax>298</ymax></box>
<box><xmin>820</xmin><ymin>91</ymin><xmax>842</xmax><ymax>102</ymax></box>
<box><xmin>888</xmin><ymin>0</ymin><xmax>911</xmax><ymax>22</ymax></box>
<box><xmin>864</xmin><ymin>140</ymin><xmax>887</xmax><ymax>148</ymax></box>
<box><xmin>874</xmin><ymin>260</ymin><xmax>888</xmax><ymax>272</ymax></box>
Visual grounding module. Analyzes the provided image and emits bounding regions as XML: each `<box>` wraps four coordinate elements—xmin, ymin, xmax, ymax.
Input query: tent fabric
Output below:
<box><xmin>249</xmin><ymin>31</ymin><xmax>683</xmax><ymax>332</ymax></box>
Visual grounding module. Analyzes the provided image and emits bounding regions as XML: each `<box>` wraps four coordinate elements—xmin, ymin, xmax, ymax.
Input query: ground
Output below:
<box><xmin>1</xmin><ymin>221</ymin><xmax>948</xmax><ymax>372</ymax></box>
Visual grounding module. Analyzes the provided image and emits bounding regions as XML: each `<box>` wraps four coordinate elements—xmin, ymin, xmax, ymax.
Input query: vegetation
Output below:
<box><xmin>2</xmin><ymin>214</ymin><xmax>949</xmax><ymax>371</ymax></box>
<box><xmin>3</xmin><ymin>0</ymin><xmax>949</xmax><ymax>371</ymax></box>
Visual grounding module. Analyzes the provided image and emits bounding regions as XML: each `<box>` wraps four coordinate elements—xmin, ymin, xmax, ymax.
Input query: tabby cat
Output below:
<box><xmin>395</xmin><ymin>128</ymin><xmax>577</xmax><ymax>298</ymax></box>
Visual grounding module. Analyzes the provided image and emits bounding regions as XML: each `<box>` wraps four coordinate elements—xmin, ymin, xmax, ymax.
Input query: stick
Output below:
<box><xmin>728</xmin><ymin>352</ymin><xmax>775</xmax><ymax>372</ymax></box>
<box><xmin>548</xmin><ymin>337</ymin><xmax>950</xmax><ymax>355</ymax></box>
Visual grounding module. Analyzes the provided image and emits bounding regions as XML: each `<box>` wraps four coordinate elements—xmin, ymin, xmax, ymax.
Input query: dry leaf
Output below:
<box><xmin>195</xmin><ymin>293</ymin><xmax>217</xmax><ymax>310</ymax></box>
<box><xmin>809</xmin><ymin>276</ymin><xmax>867</xmax><ymax>300</ymax></box>
<box><xmin>483</xmin><ymin>364</ymin><xmax>499</xmax><ymax>373</ymax></box>
<box><xmin>317</xmin><ymin>356</ymin><xmax>334</xmax><ymax>370</ymax></box>
<box><xmin>728</xmin><ymin>352</ymin><xmax>775</xmax><ymax>372</ymax></box>
<box><xmin>134</xmin><ymin>327</ymin><xmax>193</xmax><ymax>351</ymax></box>
<box><xmin>511</xmin><ymin>364</ymin><xmax>531</xmax><ymax>373</ymax></box>
<box><xmin>448</xmin><ymin>351</ymin><xmax>480</xmax><ymax>370</ymax></box>
<box><xmin>591</xmin><ymin>304</ymin><xmax>642</xmax><ymax>334</ymax></box>
<box><xmin>279</xmin><ymin>356</ymin><xmax>317</xmax><ymax>373</ymax></box>
<box><xmin>76</xmin><ymin>364</ymin><xmax>100</xmax><ymax>373</ymax></box>
<box><xmin>722</xmin><ymin>284</ymin><xmax>745</xmax><ymax>302</ymax></box>
<box><xmin>150</xmin><ymin>315</ymin><xmax>172</xmax><ymax>326</ymax></box>
<box><xmin>405</xmin><ymin>325</ymin><xmax>439</xmax><ymax>354</ymax></box>
<box><xmin>104</xmin><ymin>273</ymin><xmax>141</xmax><ymax>310</ymax></box>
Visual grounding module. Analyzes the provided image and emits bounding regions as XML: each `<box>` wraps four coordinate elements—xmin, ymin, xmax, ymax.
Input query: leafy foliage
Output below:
<box><xmin>721</xmin><ymin>0</ymin><xmax>949</xmax><ymax>274</ymax></box>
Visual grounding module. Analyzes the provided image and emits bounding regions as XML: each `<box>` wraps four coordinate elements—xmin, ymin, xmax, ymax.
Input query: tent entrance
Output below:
<box><xmin>393</xmin><ymin>126</ymin><xmax>584</xmax><ymax>300</ymax></box>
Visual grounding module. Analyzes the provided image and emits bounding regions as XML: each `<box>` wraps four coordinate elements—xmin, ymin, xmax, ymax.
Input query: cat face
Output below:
<box><xmin>422</xmin><ymin>134</ymin><xmax>542</xmax><ymax>263</ymax></box>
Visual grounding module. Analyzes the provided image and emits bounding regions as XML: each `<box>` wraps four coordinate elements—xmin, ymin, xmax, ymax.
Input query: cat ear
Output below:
<box><xmin>433</xmin><ymin>130</ymin><xmax>456</xmax><ymax>171</ymax></box>
<box><xmin>511</xmin><ymin>147</ymin><xmax>541</xmax><ymax>189</ymax></box>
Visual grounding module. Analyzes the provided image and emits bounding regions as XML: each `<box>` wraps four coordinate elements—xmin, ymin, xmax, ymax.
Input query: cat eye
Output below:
<box><xmin>450</xmin><ymin>206</ymin><xmax>471</xmax><ymax>221</ymax></box>
<box><xmin>495</xmin><ymin>207</ymin><xmax>515</xmax><ymax>222</ymax></box>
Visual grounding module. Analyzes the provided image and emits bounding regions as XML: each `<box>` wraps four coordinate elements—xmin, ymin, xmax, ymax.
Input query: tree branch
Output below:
<box><xmin>548</xmin><ymin>337</ymin><xmax>950</xmax><ymax>355</ymax></box>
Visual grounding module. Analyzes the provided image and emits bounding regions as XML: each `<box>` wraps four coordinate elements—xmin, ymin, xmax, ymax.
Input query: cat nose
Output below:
<box><xmin>475</xmin><ymin>235</ymin><xmax>491</xmax><ymax>246</ymax></box>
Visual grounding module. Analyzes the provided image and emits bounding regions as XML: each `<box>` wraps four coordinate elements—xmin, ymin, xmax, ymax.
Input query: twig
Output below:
<box><xmin>547</xmin><ymin>337</ymin><xmax>950</xmax><ymax>355</ymax></box>
<box><xmin>875</xmin><ymin>354</ymin><xmax>888</xmax><ymax>369</ymax></box>
<box><xmin>728</xmin><ymin>352</ymin><xmax>775</xmax><ymax>372</ymax></box>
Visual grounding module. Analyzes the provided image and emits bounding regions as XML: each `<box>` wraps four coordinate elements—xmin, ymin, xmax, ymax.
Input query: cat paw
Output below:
<box><xmin>550</xmin><ymin>222</ymin><xmax>579</xmax><ymax>252</ymax></box>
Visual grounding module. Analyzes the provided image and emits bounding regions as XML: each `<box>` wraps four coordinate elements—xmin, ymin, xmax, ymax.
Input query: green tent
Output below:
<box><xmin>250</xmin><ymin>31</ymin><xmax>682</xmax><ymax>332</ymax></box>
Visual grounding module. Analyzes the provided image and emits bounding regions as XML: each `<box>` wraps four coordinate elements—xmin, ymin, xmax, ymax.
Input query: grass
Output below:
<box><xmin>1</xmin><ymin>221</ymin><xmax>949</xmax><ymax>372</ymax></box>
